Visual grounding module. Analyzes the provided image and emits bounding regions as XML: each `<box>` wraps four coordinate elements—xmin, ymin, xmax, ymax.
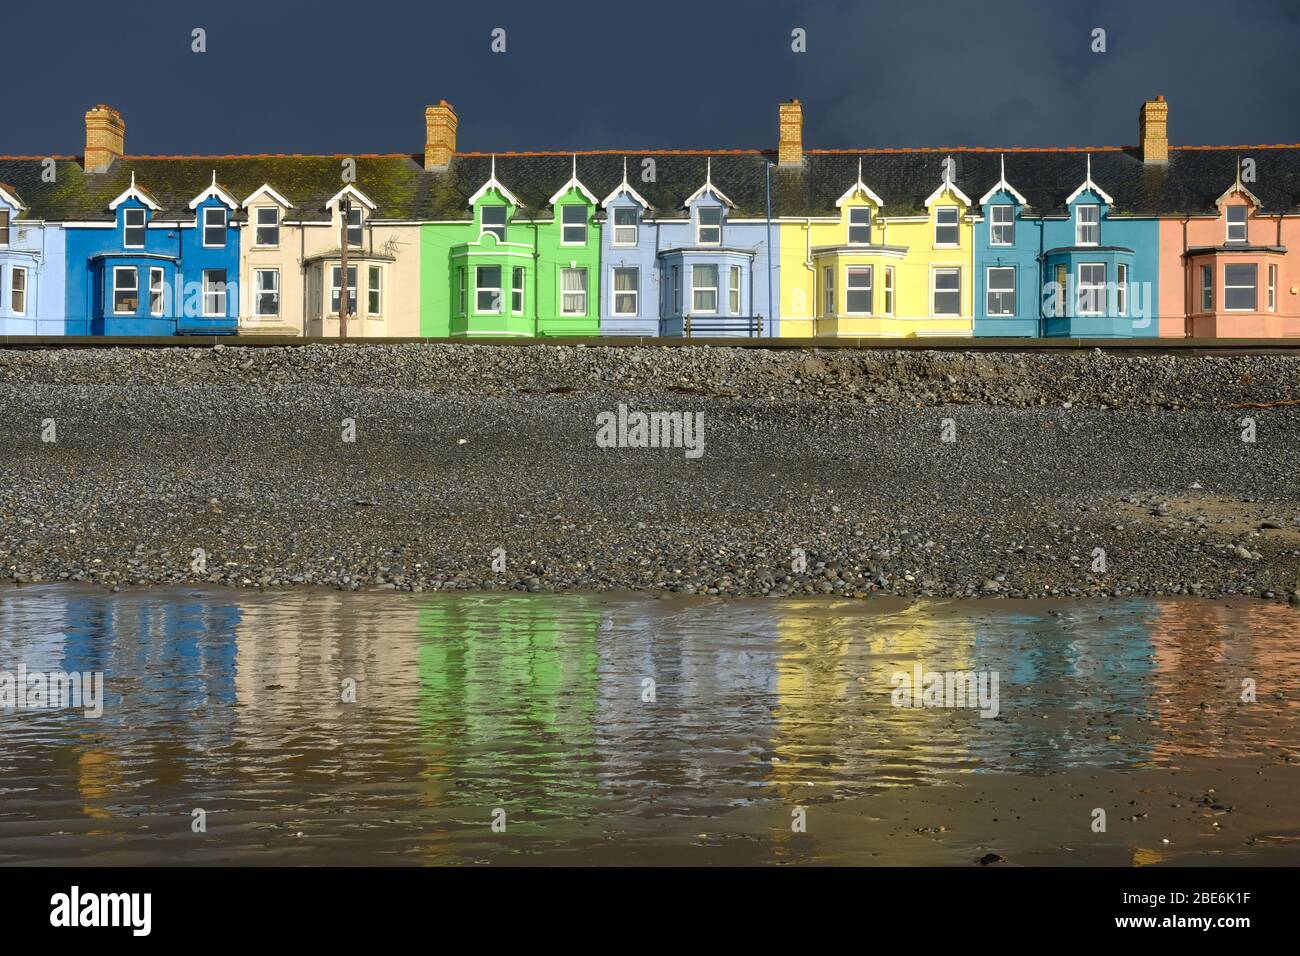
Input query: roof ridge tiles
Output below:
<box><xmin>454</xmin><ymin>149</ymin><xmax>769</xmax><ymax>157</ymax></box>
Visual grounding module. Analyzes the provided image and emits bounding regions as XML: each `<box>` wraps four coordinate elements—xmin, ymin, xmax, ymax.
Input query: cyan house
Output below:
<box><xmin>973</xmin><ymin>153</ymin><xmax>1160</xmax><ymax>338</ymax></box>
<box><xmin>0</xmin><ymin>178</ymin><xmax>66</xmax><ymax>335</ymax></box>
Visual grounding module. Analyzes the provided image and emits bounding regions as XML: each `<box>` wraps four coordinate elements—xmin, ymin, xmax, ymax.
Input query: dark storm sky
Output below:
<box><xmin>5</xmin><ymin>0</ymin><xmax>1300</xmax><ymax>156</ymax></box>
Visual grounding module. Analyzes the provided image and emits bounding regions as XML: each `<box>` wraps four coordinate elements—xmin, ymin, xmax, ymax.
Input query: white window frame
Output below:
<box><xmin>989</xmin><ymin>204</ymin><xmax>1014</xmax><ymax>246</ymax></box>
<box><xmin>254</xmin><ymin>207</ymin><xmax>280</xmax><ymax>248</ymax></box>
<box><xmin>1226</xmin><ymin>206</ymin><xmax>1248</xmax><ymax>244</ymax></box>
<box><xmin>149</xmin><ymin>267</ymin><xmax>165</xmax><ymax>317</ymax></box>
<box><xmin>671</xmin><ymin>265</ymin><xmax>681</xmax><ymax>314</ymax></box>
<box><xmin>123</xmin><ymin>207</ymin><xmax>147</xmax><ymax>249</ymax></box>
<box><xmin>345</xmin><ymin>206</ymin><xmax>364</xmax><ymax>248</ymax></box>
<box><xmin>692</xmin><ymin>264</ymin><xmax>719</xmax><ymax>313</ymax></box>
<box><xmin>560</xmin><ymin>205</ymin><xmax>587</xmax><ymax>245</ymax></box>
<box><xmin>10</xmin><ymin>266</ymin><xmax>27</xmax><ymax>316</ymax></box>
<box><xmin>729</xmin><ymin>265</ymin><xmax>741</xmax><ymax>314</ymax></box>
<box><xmin>457</xmin><ymin>266</ymin><xmax>466</xmax><ymax>315</ymax></box>
<box><xmin>0</xmin><ymin>208</ymin><xmax>9</xmax><ymax>247</ymax></box>
<box><xmin>1268</xmin><ymin>263</ymin><xmax>1277</xmax><ymax>311</ymax></box>
<box><xmin>986</xmin><ymin>266</ymin><xmax>1016</xmax><ymax>317</ymax></box>
<box><xmin>1075</xmin><ymin>205</ymin><xmax>1100</xmax><ymax>246</ymax></box>
<box><xmin>561</xmin><ymin>267</ymin><xmax>588</xmax><ymax>316</ymax></box>
<box><xmin>611</xmin><ymin>266</ymin><xmax>639</xmax><ymax>317</ymax></box>
<box><xmin>511</xmin><ymin>266</ymin><xmax>525</xmax><ymax>315</ymax></box>
<box><xmin>367</xmin><ymin>265</ymin><xmax>382</xmax><ymax>317</ymax></box>
<box><xmin>1116</xmin><ymin>263</ymin><xmax>1128</xmax><ymax>315</ymax></box>
<box><xmin>612</xmin><ymin>207</ymin><xmax>638</xmax><ymax>247</ymax></box>
<box><xmin>481</xmin><ymin>205</ymin><xmax>507</xmax><ymax>241</ymax></box>
<box><xmin>931</xmin><ymin>267</ymin><xmax>961</xmax><ymax>317</ymax></box>
<box><xmin>1224</xmin><ymin>263</ymin><xmax>1257</xmax><ymax>312</ymax></box>
<box><xmin>330</xmin><ymin>264</ymin><xmax>358</xmax><ymax>316</ymax></box>
<box><xmin>845</xmin><ymin>265</ymin><xmax>873</xmax><ymax>315</ymax></box>
<box><xmin>254</xmin><ymin>268</ymin><xmax>279</xmax><ymax>318</ymax></box>
<box><xmin>933</xmin><ymin>206</ymin><xmax>959</xmax><ymax>248</ymax></box>
<box><xmin>202</xmin><ymin>269</ymin><xmax>228</xmax><ymax>317</ymax></box>
<box><xmin>697</xmin><ymin>206</ymin><xmax>722</xmax><ymax>245</ymax></box>
<box><xmin>1201</xmin><ymin>264</ymin><xmax>1214</xmax><ymax>312</ymax></box>
<box><xmin>884</xmin><ymin>266</ymin><xmax>894</xmax><ymax>316</ymax></box>
<box><xmin>202</xmin><ymin>207</ymin><xmax>227</xmax><ymax>248</ymax></box>
<box><xmin>1076</xmin><ymin>263</ymin><xmax>1106</xmax><ymax>316</ymax></box>
<box><xmin>847</xmin><ymin>206</ymin><xmax>872</xmax><ymax>245</ymax></box>
<box><xmin>475</xmin><ymin>264</ymin><xmax>502</xmax><ymax>314</ymax></box>
<box><xmin>823</xmin><ymin>266</ymin><xmax>835</xmax><ymax>314</ymax></box>
<box><xmin>112</xmin><ymin>266</ymin><xmax>138</xmax><ymax>315</ymax></box>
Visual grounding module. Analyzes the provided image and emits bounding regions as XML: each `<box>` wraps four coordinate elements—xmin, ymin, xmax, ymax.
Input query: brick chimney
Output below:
<box><xmin>1139</xmin><ymin>95</ymin><xmax>1168</xmax><ymax>164</ymax></box>
<box><xmin>84</xmin><ymin>104</ymin><xmax>125</xmax><ymax>174</ymax></box>
<box><xmin>778</xmin><ymin>99</ymin><xmax>803</xmax><ymax>167</ymax></box>
<box><xmin>424</xmin><ymin>101</ymin><xmax>458</xmax><ymax>171</ymax></box>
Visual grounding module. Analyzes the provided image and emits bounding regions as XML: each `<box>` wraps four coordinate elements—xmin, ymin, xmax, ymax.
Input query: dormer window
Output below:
<box><xmin>124</xmin><ymin>207</ymin><xmax>146</xmax><ymax>248</ymax></box>
<box><xmin>346</xmin><ymin>206</ymin><xmax>363</xmax><ymax>247</ymax></box>
<box><xmin>697</xmin><ymin>207</ymin><xmax>722</xmax><ymax>245</ymax></box>
<box><xmin>990</xmin><ymin>205</ymin><xmax>1014</xmax><ymax>245</ymax></box>
<box><xmin>1226</xmin><ymin>206</ymin><xmax>1248</xmax><ymax>243</ymax></box>
<box><xmin>934</xmin><ymin>207</ymin><xmax>959</xmax><ymax>246</ymax></box>
<box><xmin>613</xmin><ymin>207</ymin><xmax>638</xmax><ymax>246</ymax></box>
<box><xmin>255</xmin><ymin>207</ymin><xmax>280</xmax><ymax>247</ymax></box>
<box><xmin>848</xmin><ymin>207</ymin><xmax>872</xmax><ymax>245</ymax></box>
<box><xmin>482</xmin><ymin>205</ymin><xmax>507</xmax><ymax>240</ymax></box>
<box><xmin>561</xmin><ymin>205</ymin><xmax>587</xmax><ymax>245</ymax></box>
<box><xmin>1075</xmin><ymin>205</ymin><xmax>1099</xmax><ymax>246</ymax></box>
<box><xmin>202</xmin><ymin>207</ymin><xmax>226</xmax><ymax>248</ymax></box>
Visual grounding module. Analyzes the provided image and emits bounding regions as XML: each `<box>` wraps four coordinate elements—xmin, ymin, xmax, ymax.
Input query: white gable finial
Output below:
<box><xmin>857</xmin><ymin>156</ymin><xmax>863</xmax><ymax>181</ymax></box>
<box><xmin>130</xmin><ymin>170</ymin><xmax>136</xmax><ymax>188</ymax></box>
<box><xmin>1000</xmin><ymin>153</ymin><xmax>1006</xmax><ymax>180</ymax></box>
<box><xmin>572</xmin><ymin>154</ymin><xmax>578</xmax><ymax>179</ymax></box>
<box><xmin>211</xmin><ymin>169</ymin><xmax>217</xmax><ymax>187</ymax></box>
<box><xmin>706</xmin><ymin>156</ymin><xmax>713</xmax><ymax>187</ymax></box>
<box><xmin>491</xmin><ymin>154</ymin><xmax>496</xmax><ymax>178</ymax></box>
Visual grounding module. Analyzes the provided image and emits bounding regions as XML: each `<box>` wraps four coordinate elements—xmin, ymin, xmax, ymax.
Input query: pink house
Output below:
<box><xmin>1158</xmin><ymin>160</ymin><xmax>1300</xmax><ymax>338</ymax></box>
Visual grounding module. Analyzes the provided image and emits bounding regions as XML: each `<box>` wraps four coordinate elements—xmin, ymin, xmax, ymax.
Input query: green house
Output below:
<box><xmin>420</xmin><ymin>156</ymin><xmax>601</xmax><ymax>337</ymax></box>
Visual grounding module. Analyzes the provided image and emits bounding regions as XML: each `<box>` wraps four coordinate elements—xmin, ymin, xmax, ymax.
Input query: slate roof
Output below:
<box><xmin>1</xmin><ymin>144</ymin><xmax>1298</xmax><ymax>224</ymax></box>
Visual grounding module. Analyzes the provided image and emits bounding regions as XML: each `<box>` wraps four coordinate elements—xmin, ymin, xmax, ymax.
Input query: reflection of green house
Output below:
<box><xmin>415</xmin><ymin>596</ymin><xmax>601</xmax><ymax>770</ymax></box>
<box><xmin>420</xmin><ymin>156</ymin><xmax>601</xmax><ymax>338</ymax></box>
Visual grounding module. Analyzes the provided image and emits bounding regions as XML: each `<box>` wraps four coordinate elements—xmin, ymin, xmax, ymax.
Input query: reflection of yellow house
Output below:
<box><xmin>767</xmin><ymin>602</ymin><xmax>978</xmax><ymax>797</ymax></box>
<box><xmin>779</xmin><ymin>159</ymin><xmax>974</xmax><ymax>338</ymax></box>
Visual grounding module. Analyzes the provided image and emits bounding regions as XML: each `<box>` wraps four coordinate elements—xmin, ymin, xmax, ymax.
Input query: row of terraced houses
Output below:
<box><xmin>2</xmin><ymin>97</ymin><xmax>1298</xmax><ymax>339</ymax></box>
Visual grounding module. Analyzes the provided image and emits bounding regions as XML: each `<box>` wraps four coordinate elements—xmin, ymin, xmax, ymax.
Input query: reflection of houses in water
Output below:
<box><xmin>769</xmin><ymin>602</ymin><xmax>979</xmax><ymax>797</ymax></box>
<box><xmin>415</xmin><ymin>596</ymin><xmax>602</xmax><ymax>805</ymax></box>
<box><xmin>1</xmin><ymin>590</ymin><xmax>242</xmax><ymax>823</ymax></box>
<box><xmin>967</xmin><ymin>606</ymin><xmax>1157</xmax><ymax>771</ymax></box>
<box><xmin>593</xmin><ymin>601</ymin><xmax>779</xmax><ymax>800</ymax></box>
<box><xmin>1146</xmin><ymin>600</ymin><xmax>1293</xmax><ymax>762</ymax></box>
<box><xmin>233</xmin><ymin>592</ymin><xmax>424</xmax><ymax>758</ymax></box>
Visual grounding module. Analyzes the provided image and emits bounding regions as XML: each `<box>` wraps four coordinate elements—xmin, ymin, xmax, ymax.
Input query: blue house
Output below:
<box><xmin>64</xmin><ymin>168</ymin><xmax>240</xmax><ymax>336</ymax></box>
<box><xmin>597</xmin><ymin>155</ymin><xmax>778</xmax><ymax>337</ymax></box>
<box><xmin>974</xmin><ymin>154</ymin><xmax>1160</xmax><ymax>337</ymax></box>
<box><xmin>0</xmin><ymin>178</ymin><xmax>66</xmax><ymax>335</ymax></box>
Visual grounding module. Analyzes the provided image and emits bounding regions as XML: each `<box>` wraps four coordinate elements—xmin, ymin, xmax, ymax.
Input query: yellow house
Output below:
<box><xmin>778</xmin><ymin>157</ymin><xmax>975</xmax><ymax>338</ymax></box>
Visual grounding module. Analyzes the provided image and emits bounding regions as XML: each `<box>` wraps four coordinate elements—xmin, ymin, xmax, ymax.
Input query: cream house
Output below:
<box><xmin>235</xmin><ymin>157</ymin><xmax>426</xmax><ymax>336</ymax></box>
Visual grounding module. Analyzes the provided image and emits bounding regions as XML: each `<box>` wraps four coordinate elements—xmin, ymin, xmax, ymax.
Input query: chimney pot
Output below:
<box><xmin>425</xmin><ymin>101</ymin><xmax>458</xmax><ymax>171</ymax></box>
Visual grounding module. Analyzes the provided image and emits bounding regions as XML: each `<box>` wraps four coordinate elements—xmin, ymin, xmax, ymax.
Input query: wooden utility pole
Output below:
<box><xmin>339</xmin><ymin>198</ymin><xmax>350</xmax><ymax>339</ymax></box>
